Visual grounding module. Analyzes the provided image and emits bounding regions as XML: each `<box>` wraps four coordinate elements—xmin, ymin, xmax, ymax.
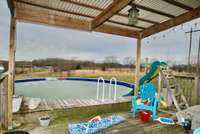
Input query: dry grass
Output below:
<box><xmin>15</xmin><ymin>69</ymin><xmax>139</xmax><ymax>83</ymax></box>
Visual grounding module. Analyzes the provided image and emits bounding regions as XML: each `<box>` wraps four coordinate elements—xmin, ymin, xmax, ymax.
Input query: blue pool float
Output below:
<box><xmin>68</xmin><ymin>115</ymin><xmax>125</xmax><ymax>134</ymax></box>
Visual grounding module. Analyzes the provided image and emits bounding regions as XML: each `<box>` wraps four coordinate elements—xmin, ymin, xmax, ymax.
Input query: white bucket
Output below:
<box><xmin>39</xmin><ymin>116</ymin><xmax>50</xmax><ymax>128</ymax></box>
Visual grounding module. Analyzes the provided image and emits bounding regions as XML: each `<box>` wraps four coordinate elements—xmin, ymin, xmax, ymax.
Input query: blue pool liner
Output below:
<box><xmin>15</xmin><ymin>77</ymin><xmax>134</xmax><ymax>89</ymax></box>
<box><xmin>68</xmin><ymin>115</ymin><xmax>125</xmax><ymax>134</ymax></box>
<box><xmin>15</xmin><ymin>77</ymin><xmax>134</xmax><ymax>97</ymax></box>
<box><xmin>193</xmin><ymin>128</ymin><xmax>200</xmax><ymax>134</ymax></box>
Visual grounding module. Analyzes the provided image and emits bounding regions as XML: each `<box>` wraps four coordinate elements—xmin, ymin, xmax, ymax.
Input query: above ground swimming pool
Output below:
<box><xmin>15</xmin><ymin>77</ymin><xmax>133</xmax><ymax>100</ymax></box>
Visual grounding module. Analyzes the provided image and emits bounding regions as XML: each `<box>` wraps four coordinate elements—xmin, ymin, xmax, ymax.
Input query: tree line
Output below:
<box><xmin>1</xmin><ymin>57</ymin><xmax>198</xmax><ymax>74</ymax></box>
<box><xmin>0</xmin><ymin>56</ymin><xmax>136</xmax><ymax>72</ymax></box>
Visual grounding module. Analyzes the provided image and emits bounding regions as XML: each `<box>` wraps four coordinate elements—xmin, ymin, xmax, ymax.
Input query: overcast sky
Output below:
<box><xmin>0</xmin><ymin>0</ymin><xmax>200</xmax><ymax>64</ymax></box>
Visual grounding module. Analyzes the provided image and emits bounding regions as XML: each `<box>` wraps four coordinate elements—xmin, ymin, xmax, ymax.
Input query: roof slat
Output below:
<box><xmin>15</xmin><ymin>6</ymin><xmax>140</xmax><ymax>38</ymax></box>
<box><xmin>108</xmin><ymin>20</ymin><xmax>145</xmax><ymax>30</ymax></box>
<box><xmin>142</xmin><ymin>6</ymin><xmax>200</xmax><ymax>38</ymax></box>
<box><xmin>162</xmin><ymin>0</ymin><xmax>193</xmax><ymax>10</ymax></box>
<box><xmin>61</xmin><ymin>0</ymin><xmax>159</xmax><ymax>25</ymax></box>
<box><xmin>133</xmin><ymin>3</ymin><xmax>175</xmax><ymax>18</ymax></box>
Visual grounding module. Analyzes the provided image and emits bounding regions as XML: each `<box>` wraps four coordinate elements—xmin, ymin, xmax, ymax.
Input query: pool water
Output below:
<box><xmin>15</xmin><ymin>80</ymin><xmax>132</xmax><ymax>100</ymax></box>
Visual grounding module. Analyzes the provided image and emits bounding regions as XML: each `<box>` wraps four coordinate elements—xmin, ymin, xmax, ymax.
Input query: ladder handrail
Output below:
<box><xmin>109</xmin><ymin>77</ymin><xmax>117</xmax><ymax>101</ymax></box>
<box><xmin>97</xmin><ymin>77</ymin><xmax>105</xmax><ymax>101</ymax></box>
<box><xmin>159</xmin><ymin>67</ymin><xmax>189</xmax><ymax>111</ymax></box>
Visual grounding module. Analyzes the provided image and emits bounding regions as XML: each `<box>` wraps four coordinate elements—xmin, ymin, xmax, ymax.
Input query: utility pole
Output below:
<box><xmin>185</xmin><ymin>28</ymin><xmax>200</xmax><ymax>73</ymax></box>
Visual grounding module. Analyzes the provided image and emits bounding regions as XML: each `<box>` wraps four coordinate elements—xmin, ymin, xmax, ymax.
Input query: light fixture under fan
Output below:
<box><xmin>128</xmin><ymin>0</ymin><xmax>139</xmax><ymax>25</ymax></box>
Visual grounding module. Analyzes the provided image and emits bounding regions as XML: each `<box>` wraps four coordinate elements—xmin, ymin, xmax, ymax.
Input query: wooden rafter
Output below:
<box><xmin>142</xmin><ymin>6</ymin><xmax>200</xmax><ymax>38</ymax></box>
<box><xmin>7</xmin><ymin>0</ymin><xmax>15</xmax><ymax>16</ymax></box>
<box><xmin>15</xmin><ymin>7</ymin><xmax>140</xmax><ymax>38</ymax></box>
<box><xmin>162</xmin><ymin>0</ymin><xmax>193</xmax><ymax>10</ymax></box>
<box><xmin>108</xmin><ymin>20</ymin><xmax>145</xmax><ymax>30</ymax></box>
<box><xmin>91</xmin><ymin>0</ymin><xmax>131</xmax><ymax>30</ymax></box>
<box><xmin>15</xmin><ymin>0</ymin><xmax>145</xmax><ymax>30</ymax></box>
<box><xmin>117</xmin><ymin>14</ymin><xmax>159</xmax><ymax>25</ymax></box>
<box><xmin>16</xmin><ymin>0</ymin><xmax>93</xmax><ymax>18</ymax></box>
<box><xmin>60</xmin><ymin>0</ymin><xmax>103</xmax><ymax>11</ymax></box>
<box><xmin>15</xmin><ymin>7</ymin><xmax>91</xmax><ymax>31</ymax></box>
<box><xmin>133</xmin><ymin>3</ymin><xmax>175</xmax><ymax>18</ymax></box>
<box><xmin>94</xmin><ymin>24</ymin><xmax>140</xmax><ymax>38</ymax></box>
<box><xmin>61</xmin><ymin>0</ymin><xmax>159</xmax><ymax>25</ymax></box>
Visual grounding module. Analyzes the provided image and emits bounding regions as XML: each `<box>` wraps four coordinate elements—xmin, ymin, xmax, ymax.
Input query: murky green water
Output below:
<box><xmin>15</xmin><ymin>80</ymin><xmax>132</xmax><ymax>100</ymax></box>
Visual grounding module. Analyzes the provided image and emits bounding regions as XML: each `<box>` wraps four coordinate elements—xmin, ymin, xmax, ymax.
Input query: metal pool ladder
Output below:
<box><xmin>109</xmin><ymin>77</ymin><xmax>117</xmax><ymax>101</ymax></box>
<box><xmin>97</xmin><ymin>77</ymin><xmax>105</xmax><ymax>101</ymax></box>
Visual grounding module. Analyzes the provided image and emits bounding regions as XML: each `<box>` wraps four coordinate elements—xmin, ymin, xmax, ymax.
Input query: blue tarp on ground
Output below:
<box><xmin>68</xmin><ymin>115</ymin><xmax>125</xmax><ymax>134</ymax></box>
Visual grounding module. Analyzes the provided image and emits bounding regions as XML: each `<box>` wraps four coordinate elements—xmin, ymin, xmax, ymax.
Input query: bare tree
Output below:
<box><xmin>103</xmin><ymin>56</ymin><xmax>119</xmax><ymax>64</ymax></box>
<box><xmin>123</xmin><ymin>56</ymin><xmax>135</xmax><ymax>66</ymax></box>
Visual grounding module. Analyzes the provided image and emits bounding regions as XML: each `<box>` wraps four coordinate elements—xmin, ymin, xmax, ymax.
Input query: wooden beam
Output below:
<box><xmin>16</xmin><ymin>0</ymin><xmax>145</xmax><ymax>31</ymax></box>
<box><xmin>142</xmin><ymin>6</ymin><xmax>200</xmax><ymax>38</ymax></box>
<box><xmin>7</xmin><ymin>17</ymin><xmax>17</xmax><ymax>129</ymax></box>
<box><xmin>15</xmin><ymin>8</ymin><xmax>140</xmax><ymax>38</ymax></box>
<box><xmin>133</xmin><ymin>3</ymin><xmax>175</xmax><ymax>18</ymax></box>
<box><xmin>0</xmin><ymin>75</ymin><xmax>8</xmax><ymax>129</ymax></box>
<box><xmin>61</xmin><ymin>0</ymin><xmax>159</xmax><ymax>25</ymax></box>
<box><xmin>193</xmin><ymin>77</ymin><xmax>199</xmax><ymax>105</ymax></box>
<box><xmin>108</xmin><ymin>20</ymin><xmax>145</xmax><ymax>30</ymax></box>
<box><xmin>91</xmin><ymin>0</ymin><xmax>131</xmax><ymax>30</ymax></box>
<box><xmin>134</xmin><ymin>36</ymin><xmax>142</xmax><ymax>96</ymax></box>
<box><xmin>162</xmin><ymin>0</ymin><xmax>193</xmax><ymax>10</ymax></box>
<box><xmin>137</xmin><ymin>17</ymin><xmax>159</xmax><ymax>25</ymax></box>
<box><xmin>94</xmin><ymin>24</ymin><xmax>140</xmax><ymax>38</ymax></box>
<box><xmin>61</xmin><ymin>0</ymin><xmax>103</xmax><ymax>11</ymax></box>
<box><xmin>15</xmin><ymin>7</ymin><xmax>91</xmax><ymax>31</ymax></box>
<box><xmin>7</xmin><ymin>0</ymin><xmax>15</xmax><ymax>16</ymax></box>
<box><xmin>16</xmin><ymin>0</ymin><xmax>93</xmax><ymax>19</ymax></box>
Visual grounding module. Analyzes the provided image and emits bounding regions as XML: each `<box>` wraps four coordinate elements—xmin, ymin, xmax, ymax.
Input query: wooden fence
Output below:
<box><xmin>175</xmin><ymin>75</ymin><xmax>200</xmax><ymax>105</ymax></box>
<box><xmin>0</xmin><ymin>72</ymin><xmax>8</xmax><ymax>129</ymax></box>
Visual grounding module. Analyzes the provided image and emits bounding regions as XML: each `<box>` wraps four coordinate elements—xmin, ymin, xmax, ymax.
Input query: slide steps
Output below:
<box><xmin>160</xmin><ymin>68</ymin><xmax>189</xmax><ymax>112</ymax></box>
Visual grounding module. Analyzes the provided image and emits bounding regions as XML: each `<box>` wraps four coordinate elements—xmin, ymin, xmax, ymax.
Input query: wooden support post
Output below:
<box><xmin>188</xmin><ymin>28</ymin><xmax>193</xmax><ymax>73</ymax></box>
<box><xmin>144</xmin><ymin>57</ymin><xmax>148</xmax><ymax>74</ymax></box>
<box><xmin>134</xmin><ymin>37</ymin><xmax>142</xmax><ymax>96</ymax></box>
<box><xmin>193</xmin><ymin>77</ymin><xmax>199</xmax><ymax>105</ymax></box>
<box><xmin>197</xmin><ymin>36</ymin><xmax>200</xmax><ymax>75</ymax></box>
<box><xmin>0</xmin><ymin>76</ymin><xmax>8</xmax><ymax>129</ymax></box>
<box><xmin>158</xmin><ymin>69</ymin><xmax>162</xmax><ymax>97</ymax></box>
<box><xmin>7</xmin><ymin>17</ymin><xmax>16</xmax><ymax>129</ymax></box>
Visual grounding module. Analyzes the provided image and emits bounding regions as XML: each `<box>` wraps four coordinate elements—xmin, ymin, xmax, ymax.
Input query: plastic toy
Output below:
<box><xmin>132</xmin><ymin>83</ymin><xmax>159</xmax><ymax>120</ymax></box>
<box><xmin>155</xmin><ymin>117</ymin><xmax>175</xmax><ymax>125</ymax></box>
<box><xmin>124</xmin><ymin>61</ymin><xmax>167</xmax><ymax>96</ymax></box>
<box><xmin>139</xmin><ymin>110</ymin><xmax>151</xmax><ymax>122</ymax></box>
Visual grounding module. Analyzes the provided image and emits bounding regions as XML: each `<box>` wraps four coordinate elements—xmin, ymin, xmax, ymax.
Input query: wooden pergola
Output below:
<box><xmin>3</xmin><ymin>0</ymin><xmax>200</xmax><ymax>129</ymax></box>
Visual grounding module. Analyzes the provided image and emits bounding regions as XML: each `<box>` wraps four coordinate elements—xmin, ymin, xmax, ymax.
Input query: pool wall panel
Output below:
<box><xmin>15</xmin><ymin>77</ymin><xmax>135</xmax><ymax>89</ymax></box>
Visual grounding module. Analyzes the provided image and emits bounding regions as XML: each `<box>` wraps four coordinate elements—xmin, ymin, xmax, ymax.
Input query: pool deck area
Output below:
<box><xmin>19</xmin><ymin>97</ymin><xmax>132</xmax><ymax>113</ymax></box>
<box><xmin>10</xmin><ymin>99</ymin><xmax>188</xmax><ymax>134</ymax></box>
<box><xmin>27</xmin><ymin>112</ymin><xmax>184</xmax><ymax>134</ymax></box>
